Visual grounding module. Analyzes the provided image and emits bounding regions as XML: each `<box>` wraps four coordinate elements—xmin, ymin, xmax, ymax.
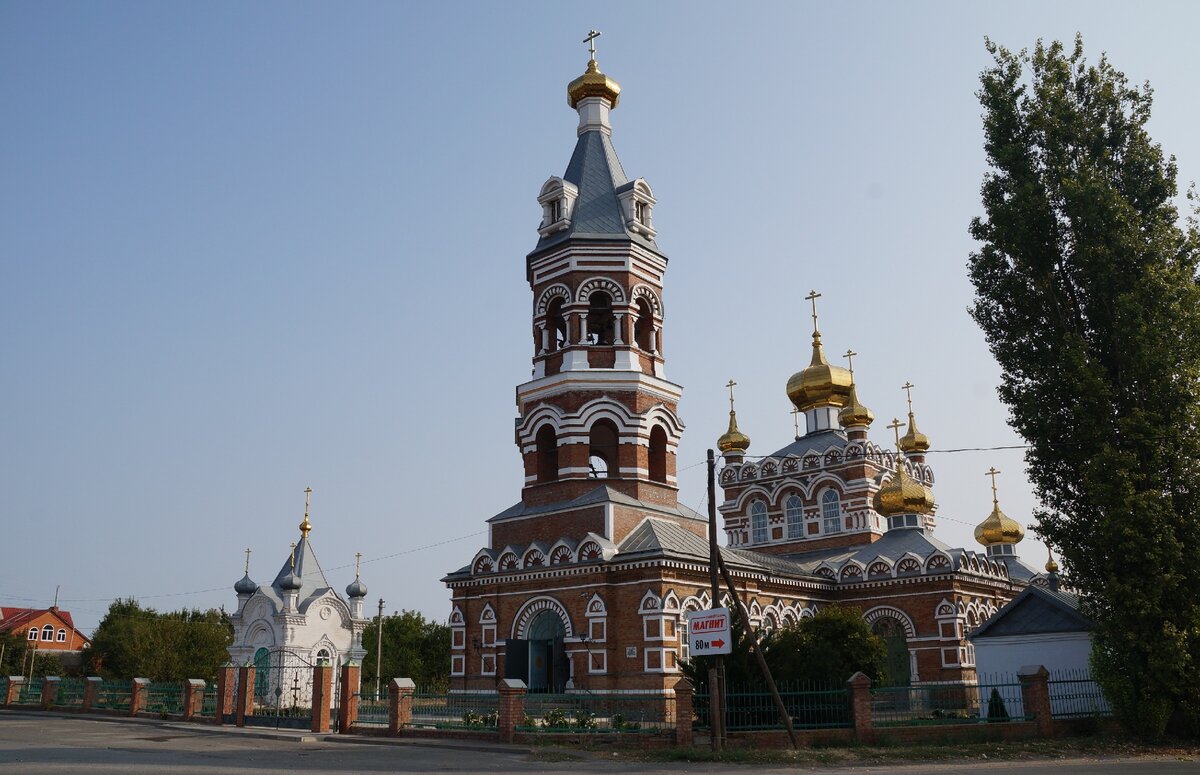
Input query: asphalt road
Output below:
<box><xmin>0</xmin><ymin>713</ymin><xmax>1197</xmax><ymax>774</ymax></box>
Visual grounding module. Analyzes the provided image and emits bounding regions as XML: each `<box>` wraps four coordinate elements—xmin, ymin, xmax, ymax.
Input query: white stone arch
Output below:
<box><xmin>935</xmin><ymin>599</ymin><xmax>958</xmax><ymax>618</ymax></box>
<box><xmin>799</xmin><ymin>606</ymin><xmax>817</xmax><ymax>619</ymax></box>
<box><xmin>479</xmin><ymin>603</ymin><xmax>497</xmax><ymax>624</ymax></box>
<box><xmin>862</xmin><ymin>606</ymin><xmax>917</xmax><ymax>639</ymax></box>
<box><xmin>245</xmin><ymin>620</ymin><xmax>275</xmax><ymax>648</ymax></box>
<box><xmin>642</xmin><ymin>403</ymin><xmax>685</xmax><ymax>440</ymax></box>
<box><xmin>511</xmin><ymin>596</ymin><xmax>574</xmax><ymax>639</ymax></box>
<box><xmin>662</xmin><ymin>591</ymin><xmax>680</xmax><ymax>612</ymax></box>
<box><xmin>896</xmin><ymin>553</ymin><xmax>923</xmax><ymax>576</ymax></box>
<box><xmin>639</xmin><ymin>589</ymin><xmax>662</xmax><ymax>612</ymax></box>
<box><xmin>840</xmin><ymin>562</ymin><xmax>865</xmax><ymax>582</ymax></box>
<box><xmin>548</xmin><ymin>539</ymin><xmax>575</xmax><ymax>566</ymax></box>
<box><xmin>576</xmin><ymin>539</ymin><xmax>604</xmax><ymax>563</ymax></box>
<box><xmin>772</xmin><ymin>484</ymin><xmax>806</xmax><ymax>511</ymax></box>
<box><xmin>925</xmin><ymin>551</ymin><xmax>953</xmax><ymax>573</ymax></box>
<box><xmin>310</xmin><ymin>634</ymin><xmax>339</xmax><ymax>665</ymax></box>
<box><xmin>681</xmin><ymin>595</ymin><xmax>705</xmax><ymax>613</ymax></box>
<box><xmin>867</xmin><ymin>557</ymin><xmax>893</xmax><ymax>579</ymax></box>
<box><xmin>522</xmin><ymin>546</ymin><xmax>546</xmax><ymax>568</ymax></box>
<box><xmin>733</xmin><ymin>485</ymin><xmax>775</xmax><ymax>512</ymax></box>
<box><xmin>630</xmin><ymin>284</ymin><xmax>662</xmax><ymax>317</ymax></box>
<box><xmin>535</xmin><ymin>283</ymin><xmax>573</xmax><ymax>315</ymax></box>
<box><xmin>448</xmin><ymin>605</ymin><xmax>465</xmax><ymax>627</ymax></box>
<box><xmin>584</xmin><ymin>593</ymin><xmax>607</xmax><ymax>616</ymax></box>
<box><xmin>472</xmin><ymin>549</ymin><xmax>496</xmax><ymax>575</ymax></box>
<box><xmin>809</xmin><ymin>474</ymin><xmax>847</xmax><ymax>499</ymax></box>
<box><xmin>516</xmin><ymin>402</ymin><xmax>567</xmax><ymax>446</ymax></box>
<box><xmin>574</xmin><ymin>397</ymin><xmax>639</xmax><ymax>434</ymax></box>
<box><xmin>575</xmin><ymin>276</ymin><xmax>626</xmax><ymax>305</ymax></box>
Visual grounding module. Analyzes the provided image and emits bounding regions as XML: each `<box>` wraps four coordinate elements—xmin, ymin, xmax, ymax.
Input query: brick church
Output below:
<box><xmin>443</xmin><ymin>47</ymin><xmax>1051</xmax><ymax>695</ymax></box>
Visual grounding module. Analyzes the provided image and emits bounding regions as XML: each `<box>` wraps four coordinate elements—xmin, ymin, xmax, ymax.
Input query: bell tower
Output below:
<box><xmin>503</xmin><ymin>43</ymin><xmax>688</xmax><ymax>544</ymax></box>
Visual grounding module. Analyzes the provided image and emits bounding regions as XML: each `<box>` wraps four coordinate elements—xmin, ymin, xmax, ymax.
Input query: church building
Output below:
<box><xmin>444</xmin><ymin>45</ymin><xmax>1051</xmax><ymax>695</ymax></box>
<box><xmin>229</xmin><ymin>489</ymin><xmax>370</xmax><ymax>705</ymax></box>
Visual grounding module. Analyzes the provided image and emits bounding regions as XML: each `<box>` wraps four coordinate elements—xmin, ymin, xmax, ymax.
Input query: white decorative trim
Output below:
<box><xmin>511</xmin><ymin>596</ymin><xmax>574</xmax><ymax>639</ymax></box>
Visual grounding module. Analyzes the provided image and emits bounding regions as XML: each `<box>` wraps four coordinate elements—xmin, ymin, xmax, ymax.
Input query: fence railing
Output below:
<box><xmin>54</xmin><ymin>677</ymin><xmax>86</xmax><ymax>708</ymax></box>
<box><xmin>142</xmin><ymin>681</ymin><xmax>185</xmax><ymax>716</ymax></box>
<box><xmin>197</xmin><ymin>684</ymin><xmax>218</xmax><ymax>718</ymax></box>
<box><xmin>354</xmin><ymin>689</ymin><xmax>390</xmax><ymax>728</ymax></box>
<box><xmin>1047</xmin><ymin>669</ymin><xmax>1112</xmax><ymax>719</ymax></box>
<box><xmin>411</xmin><ymin>690</ymin><xmax>498</xmax><ymax>730</ymax></box>
<box><xmin>871</xmin><ymin>679</ymin><xmax>1028</xmax><ymax>725</ymax></box>
<box><xmin>94</xmin><ymin>679</ymin><xmax>132</xmax><ymax>712</ymax></box>
<box><xmin>16</xmin><ymin>680</ymin><xmax>42</xmax><ymax>705</ymax></box>
<box><xmin>518</xmin><ymin>692</ymin><xmax>675</xmax><ymax>733</ymax></box>
<box><xmin>694</xmin><ymin>681</ymin><xmax>851</xmax><ymax>731</ymax></box>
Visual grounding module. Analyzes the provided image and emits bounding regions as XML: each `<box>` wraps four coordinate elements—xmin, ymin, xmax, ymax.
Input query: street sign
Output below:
<box><xmin>686</xmin><ymin>607</ymin><xmax>732</xmax><ymax>656</ymax></box>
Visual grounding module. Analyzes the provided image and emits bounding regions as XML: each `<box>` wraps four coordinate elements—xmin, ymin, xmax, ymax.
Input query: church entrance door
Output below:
<box><xmin>506</xmin><ymin>610</ymin><xmax>567</xmax><ymax>693</ymax></box>
<box><xmin>872</xmin><ymin>617</ymin><xmax>911</xmax><ymax>687</ymax></box>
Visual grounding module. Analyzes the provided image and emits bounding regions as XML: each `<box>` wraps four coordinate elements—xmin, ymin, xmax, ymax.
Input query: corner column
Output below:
<box><xmin>311</xmin><ymin>662</ymin><xmax>333</xmax><ymax>734</ymax></box>
<box><xmin>235</xmin><ymin>665</ymin><xmax>255</xmax><ymax>727</ymax></box>
<box><xmin>214</xmin><ymin>664</ymin><xmax>235</xmax><ymax>726</ymax></box>
<box><xmin>496</xmin><ymin>678</ymin><xmax>527</xmax><ymax>744</ymax></box>
<box><xmin>673</xmin><ymin>677</ymin><xmax>694</xmax><ymax>748</ymax></box>
<box><xmin>82</xmin><ymin>677</ymin><xmax>102</xmax><ymax>712</ymax></box>
<box><xmin>41</xmin><ymin>676</ymin><xmax>60</xmax><ymax>710</ymax></box>
<box><xmin>388</xmin><ymin>677</ymin><xmax>415</xmax><ymax>735</ymax></box>
<box><xmin>1018</xmin><ymin>665</ymin><xmax>1053</xmax><ymax>736</ymax></box>
<box><xmin>847</xmin><ymin>671</ymin><xmax>874</xmax><ymax>742</ymax></box>
<box><xmin>338</xmin><ymin>662</ymin><xmax>361</xmax><ymax>734</ymax></box>
<box><xmin>130</xmin><ymin>678</ymin><xmax>150</xmax><ymax>717</ymax></box>
<box><xmin>182</xmin><ymin>679</ymin><xmax>205</xmax><ymax>721</ymax></box>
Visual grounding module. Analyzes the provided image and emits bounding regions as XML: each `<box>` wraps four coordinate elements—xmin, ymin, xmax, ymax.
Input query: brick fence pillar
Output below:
<box><xmin>848</xmin><ymin>671</ymin><xmax>874</xmax><ymax>743</ymax></box>
<box><xmin>214</xmin><ymin>664</ymin><xmax>235</xmax><ymax>726</ymax></box>
<box><xmin>182</xmin><ymin>679</ymin><xmax>205</xmax><ymax>721</ymax></box>
<box><xmin>236</xmin><ymin>665</ymin><xmax>255</xmax><ymax>727</ymax></box>
<box><xmin>41</xmin><ymin>676</ymin><xmax>60</xmax><ymax>710</ymax></box>
<box><xmin>674</xmin><ymin>677</ymin><xmax>694</xmax><ymax>748</ymax></box>
<box><xmin>130</xmin><ymin>678</ymin><xmax>150</xmax><ymax>717</ymax></box>
<box><xmin>388</xmin><ymin>678</ymin><xmax>415</xmax><ymax>735</ymax></box>
<box><xmin>4</xmin><ymin>677</ymin><xmax>24</xmax><ymax>706</ymax></box>
<box><xmin>496</xmin><ymin>678</ymin><xmax>527</xmax><ymax>744</ymax></box>
<box><xmin>311</xmin><ymin>662</ymin><xmax>333</xmax><ymax>734</ymax></box>
<box><xmin>82</xmin><ymin>677</ymin><xmax>102</xmax><ymax>712</ymax></box>
<box><xmin>1019</xmin><ymin>664</ymin><xmax>1053</xmax><ymax>736</ymax></box>
<box><xmin>338</xmin><ymin>662</ymin><xmax>361</xmax><ymax>734</ymax></box>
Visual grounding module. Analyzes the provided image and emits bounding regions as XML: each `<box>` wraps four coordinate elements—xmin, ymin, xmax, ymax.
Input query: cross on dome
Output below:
<box><xmin>804</xmin><ymin>290</ymin><xmax>822</xmax><ymax>335</ymax></box>
<box><xmin>887</xmin><ymin>417</ymin><xmax>905</xmax><ymax>451</ymax></box>
<box><xmin>583</xmin><ymin>29</ymin><xmax>601</xmax><ymax>61</ymax></box>
<box><xmin>985</xmin><ymin>466</ymin><xmax>1002</xmax><ymax>504</ymax></box>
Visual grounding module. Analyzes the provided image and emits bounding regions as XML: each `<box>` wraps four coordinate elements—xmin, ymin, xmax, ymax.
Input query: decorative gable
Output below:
<box><xmin>537</xmin><ymin>176</ymin><xmax>579</xmax><ymax>237</ymax></box>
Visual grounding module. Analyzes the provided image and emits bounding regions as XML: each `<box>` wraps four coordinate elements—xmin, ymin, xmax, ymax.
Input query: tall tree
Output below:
<box><xmin>84</xmin><ymin>599</ymin><xmax>233</xmax><ymax>682</ymax></box>
<box><xmin>968</xmin><ymin>35</ymin><xmax>1200</xmax><ymax>738</ymax></box>
<box><xmin>361</xmin><ymin>610</ymin><xmax>450</xmax><ymax>692</ymax></box>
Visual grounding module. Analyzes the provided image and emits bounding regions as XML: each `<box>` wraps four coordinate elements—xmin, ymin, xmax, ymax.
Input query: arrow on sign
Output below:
<box><xmin>711</xmin><ymin>639</ymin><xmax>725</xmax><ymax>649</ymax></box>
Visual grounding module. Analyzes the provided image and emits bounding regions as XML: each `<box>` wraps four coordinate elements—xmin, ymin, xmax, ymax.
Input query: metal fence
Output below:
<box><xmin>197</xmin><ymin>684</ymin><xmax>218</xmax><ymax>718</ymax></box>
<box><xmin>140</xmin><ymin>682</ymin><xmax>185</xmax><ymax>716</ymax></box>
<box><xmin>16</xmin><ymin>680</ymin><xmax>42</xmax><ymax>705</ymax></box>
<box><xmin>872</xmin><ymin>678</ymin><xmax>1028</xmax><ymax>725</ymax></box>
<box><xmin>353</xmin><ymin>689</ymin><xmax>390</xmax><ymax>728</ymax></box>
<box><xmin>518</xmin><ymin>693</ymin><xmax>675</xmax><ymax>733</ymax></box>
<box><xmin>694</xmin><ymin>681</ymin><xmax>852</xmax><ymax>731</ymax></box>
<box><xmin>411</xmin><ymin>689</ymin><xmax>498</xmax><ymax>730</ymax></box>
<box><xmin>94</xmin><ymin>679</ymin><xmax>132</xmax><ymax>712</ymax></box>
<box><xmin>54</xmin><ymin>678</ymin><xmax>86</xmax><ymax>708</ymax></box>
<box><xmin>1047</xmin><ymin>669</ymin><xmax>1112</xmax><ymax>719</ymax></box>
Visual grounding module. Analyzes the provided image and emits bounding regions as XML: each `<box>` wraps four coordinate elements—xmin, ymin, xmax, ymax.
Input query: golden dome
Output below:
<box><xmin>787</xmin><ymin>332</ymin><xmax>853</xmax><ymax>411</ymax></box>
<box><xmin>568</xmin><ymin>59</ymin><xmax>621</xmax><ymax>109</ymax></box>
<box><xmin>899</xmin><ymin>413</ymin><xmax>930</xmax><ymax>453</ymax></box>
<box><xmin>717</xmin><ymin>412</ymin><xmax>751</xmax><ymax>454</ymax></box>
<box><xmin>838</xmin><ymin>382</ymin><xmax>875</xmax><ymax>428</ymax></box>
<box><xmin>1045</xmin><ymin>552</ymin><xmax>1059</xmax><ymax>574</ymax></box>
<box><xmin>974</xmin><ymin>503</ymin><xmax>1025</xmax><ymax>546</ymax></box>
<box><xmin>873</xmin><ymin>462</ymin><xmax>936</xmax><ymax>517</ymax></box>
<box><xmin>717</xmin><ymin>379</ymin><xmax>750</xmax><ymax>454</ymax></box>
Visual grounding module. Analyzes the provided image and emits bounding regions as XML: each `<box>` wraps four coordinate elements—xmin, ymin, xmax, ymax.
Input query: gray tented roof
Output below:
<box><xmin>266</xmin><ymin>535</ymin><xmax>336</xmax><ymax>609</ymax></box>
<box><xmin>970</xmin><ymin>585</ymin><xmax>1091</xmax><ymax>639</ymax></box>
<box><xmin>767</xmin><ymin>429</ymin><xmax>849</xmax><ymax>459</ymax></box>
<box><xmin>487</xmin><ymin>485</ymin><xmax>705</xmax><ymax>525</ymax></box>
<box><xmin>531</xmin><ymin>128</ymin><xmax>659</xmax><ymax>254</ymax></box>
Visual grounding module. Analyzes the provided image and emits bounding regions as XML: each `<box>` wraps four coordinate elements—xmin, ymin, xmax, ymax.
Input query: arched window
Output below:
<box><xmin>546</xmin><ymin>298</ymin><xmax>567</xmax><ymax>351</ymax></box>
<box><xmin>41</xmin><ymin>625</ymin><xmax>53</xmax><ymax>641</ymax></box>
<box><xmin>785</xmin><ymin>495</ymin><xmax>803</xmax><ymax>539</ymax></box>
<box><xmin>872</xmin><ymin>617</ymin><xmax>911</xmax><ymax>687</ymax></box>
<box><xmin>316</xmin><ymin>648</ymin><xmax>331</xmax><ymax>665</ymax></box>
<box><xmin>648</xmin><ymin>425</ymin><xmax>667</xmax><ymax>483</ymax></box>
<box><xmin>750</xmin><ymin>500</ymin><xmax>768</xmax><ymax>543</ymax></box>
<box><xmin>27</xmin><ymin>628</ymin><xmax>38</xmax><ymax>641</ymax></box>
<box><xmin>56</xmin><ymin>629</ymin><xmax>67</xmax><ymax>642</ymax></box>
<box><xmin>589</xmin><ymin>420</ymin><xmax>619</xmax><ymax>479</ymax></box>
<box><xmin>253</xmin><ymin>648</ymin><xmax>271</xmax><ymax>699</ymax></box>
<box><xmin>822</xmin><ymin>490</ymin><xmax>842</xmax><ymax>534</ymax></box>
<box><xmin>634</xmin><ymin>297</ymin><xmax>654</xmax><ymax>351</ymax></box>
<box><xmin>536</xmin><ymin>425</ymin><xmax>558</xmax><ymax>483</ymax></box>
<box><xmin>586</xmin><ymin>291</ymin><xmax>614</xmax><ymax>345</ymax></box>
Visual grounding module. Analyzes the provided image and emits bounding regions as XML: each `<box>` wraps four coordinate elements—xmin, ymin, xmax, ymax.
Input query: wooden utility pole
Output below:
<box><xmin>375</xmin><ymin>598</ymin><xmax>385</xmax><ymax>698</ymax></box>
<box><xmin>706</xmin><ymin>449</ymin><xmax>725</xmax><ymax>751</ymax></box>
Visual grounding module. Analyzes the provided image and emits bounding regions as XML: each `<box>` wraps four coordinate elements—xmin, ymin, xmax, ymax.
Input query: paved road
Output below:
<box><xmin>0</xmin><ymin>713</ymin><xmax>1196</xmax><ymax>774</ymax></box>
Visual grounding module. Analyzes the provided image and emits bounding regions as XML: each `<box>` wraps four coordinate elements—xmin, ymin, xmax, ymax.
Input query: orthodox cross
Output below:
<box><xmin>299</xmin><ymin>486</ymin><xmax>313</xmax><ymax>537</ymax></box>
<box><xmin>901</xmin><ymin>381</ymin><xmax>916</xmax><ymax>413</ymax></box>
<box><xmin>844</xmin><ymin>348</ymin><xmax>858</xmax><ymax>377</ymax></box>
<box><xmin>985</xmin><ymin>466</ymin><xmax>1001</xmax><ymax>504</ymax></box>
<box><xmin>886</xmin><ymin>417</ymin><xmax>905</xmax><ymax>451</ymax></box>
<box><xmin>354</xmin><ymin>552</ymin><xmax>362</xmax><ymax>579</ymax></box>
<box><xmin>243</xmin><ymin>547</ymin><xmax>252</xmax><ymax>575</ymax></box>
<box><xmin>289</xmin><ymin>542</ymin><xmax>297</xmax><ymax>571</ymax></box>
<box><xmin>304</xmin><ymin>486</ymin><xmax>312</xmax><ymax>516</ymax></box>
<box><xmin>804</xmin><ymin>290</ymin><xmax>822</xmax><ymax>334</ymax></box>
<box><xmin>726</xmin><ymin>379</ymin><xmax>737</xmax><ymax>411</ymax></box>
<box><xmin>584</xmin><ymin>29</ymin><xmax>601</xmax><ymax>61</ymax></box>
<box><xmin>791</xmin><ymin>407</ymin><xmax>801</xmax><ymax>440</ymax></box>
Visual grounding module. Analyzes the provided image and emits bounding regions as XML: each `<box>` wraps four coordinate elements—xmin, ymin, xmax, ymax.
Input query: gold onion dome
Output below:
<box><xmin>838</xmin><ymin>382</ymin><xmax>875</xmax><ymax>428</ymax></box>
<box><xmin>899</xmin><ymin>413</ymin><xmax>930</xmax><ymax>453</ymax></box>
<box><xmin>568</xmin><ymin>59</ymin><xmax>621</xmax><ymax>108</ymax></box>
<box><xmin>975</xmin><ymin>468</ymin><xmax>1025</xmax><ymax>546</ymax></box>
<box><xmin>787</xmin><ymin>332</ymin><xmax>853</xmax><ymax>411</ymax></box>
<box><xmin>717</xmin><ymin>380</ymin><xmax>751</xmax><ymax>454</ymax></box>
<box><xmin>1045</xmin><ymin>552</ymin><xmax>1060</xmax><ymax>574</ymax></box>
<box><xmin>873</xmin><ymin>463</ymin><xmax>936</xmax><ymax>517</ymax></box>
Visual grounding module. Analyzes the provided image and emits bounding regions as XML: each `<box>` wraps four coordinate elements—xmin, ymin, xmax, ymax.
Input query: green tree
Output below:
<box><xmin>361</xmin><ymin>610</ymin><xmax>450</xmax><ymax>693</ymax></box>
<box><xmin>968</xmin><ymin>35</ymin><xmax>1200</xmax><ymax>739</ymax></box>
<box><xmin>767</xmin><ymin>607</ymin><xmax>885</xmax><ymax>686</ymax></box>
<box><xmin>0</xmin><ymin>631</ymin><xmax>67</xmax><ymax>679</ymax></box>
<box><xmin>83</xmin><ymin>599</ymin><xmax>233</xmax><ymax>682</ymax></box>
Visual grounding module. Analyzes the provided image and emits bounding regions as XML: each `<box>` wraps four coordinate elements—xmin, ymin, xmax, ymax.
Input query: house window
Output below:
<box><xmin>750</xmin><ymin>500</ymin><xmax>768</xmax><ymax>543</ymax></box>
<box><xmin>482</xmin><ymin>625</ymin><xmax>496</xmax><ymax>647</ymax></box>
<box><xmin>451</xmin><ymin>655</ymin><xmax>465</xmax><ymax>676</ymax></box>
<box><xmin>785</xmin><ymin>495</ymin><xmax>803</xmax><ymax>539</ymax></box>
<box><xmin>451</xmin><ymin>628</ymin><xmax>465</xmax><ymax>650</ymax></box>
<box><xmin>57</xmin><ymin>629</ymin><xmax>67</xmax><ymax>642</ymax></box>
<box><xmin>635</xmin><ymin>201</ymin><xmax>647</xmax><ymax>224</ymax></box>
<box><xmin>550</xmin><ymin>199</ymin><xmax>562</xmax><ymax>223</ymax></box>
<box><xmin>41</xmin><ymin>625</ymin><xmax>53</xmax><ymax>641</ymax></box>
<box><xmin>679</xmin><ymin>619</ymin><xmax>689</xmax><ymax>662</ymax></box>
<box><xmin>27</xmin><ymin>629</ymin><xmax>37</xmax><ymax>641</ymax></box>
<box><xmin>589</xmin><ymin>619</ymin><xmax>606</xmax><ymax>642</ymax></box>
<box><xmin>822</xmin><ymin>490</ymin><xmax>842</xmax><ymax>534</ymax></box>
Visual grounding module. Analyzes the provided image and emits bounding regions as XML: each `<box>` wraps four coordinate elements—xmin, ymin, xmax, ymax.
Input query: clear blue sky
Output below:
<box><xmin>3</xmin><ymin>2</ymin><xmax>1198</xmax><ymax>634</ymax></box>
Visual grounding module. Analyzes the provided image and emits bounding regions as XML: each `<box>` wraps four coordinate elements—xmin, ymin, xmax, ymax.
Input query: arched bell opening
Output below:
<box><xmin>588</xmin><ymin>420</ymin><xmax>619</xmax><ymax>479</ymax></box>
<box><xmin>586</xmin><ymin>291</ymin><xmax>614</xmax><ymax>345</ymax></box>
<box><xmin>648</xmin><ymin>425</ymin><xmax>668</xmax><ymax>483</ymax></box>
<box><xmin>536</xmin><ymin>425</ymin><xmax>559</xmax><ymax>483</ymax></box>
<box><xmin>546</xmin><ymin>298</ymin><xmax>568</xmax><ymax>352</ymax></box>
<box><xmin>634</xmin><ymin>297</ymin><xmax>654</xmax><ymax>351</ymax></box>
